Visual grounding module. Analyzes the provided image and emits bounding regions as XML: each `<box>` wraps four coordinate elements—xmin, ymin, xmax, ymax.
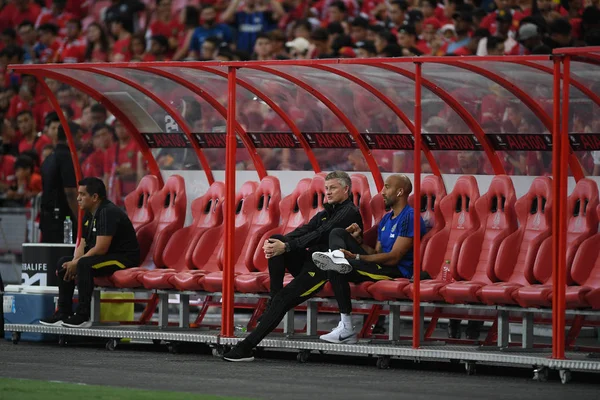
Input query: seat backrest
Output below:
<box><xmin>124</xmin><ymin>175</ymin><xmax>160</xmax><ymax>232</ymax></box>
<box><xmin>570</xmin><ymin>204</ymin><xmax>600</xmax><ymax>288</ymax></box>
<box><xmin>351</xmin><ymin>174</ymin><xmax>372</xmax><ymax>230</ymax></box>
<box><xmin>456</xmin><ymin>175</ymin><xmax>518</xmax><ymax>283</ymax></box>
<box><xmin>235</xmin><ymin>176</ymin><xmax>282</xmax><ymax>272</ymax></box>
<box><xmin>370</xmin><ymin>193</ymin><xmax>387</xmax><ymax>223</ymax></box>
<box><xmin>298</xmin><ymin>174</ymin><xmax>326</xmax><ymax>221</ymax></box>
<box><xmin>422</xmin><ymin>175</ymin><xmax>480</xmax><ymax>279</ymax></box>
<box><xmin>191</xmin><ymin>181</ymin><xmax>225</xmax><ymax>229</ymax></box>
<box><xmin>494</xmin><ymin>177</ymin><xmax>552</xmax><ymax>286</ymax></box>
<box><xmin>280</xmin><ymin>178</ymin><xmax>312</xmax><ymax>233</ymax></box>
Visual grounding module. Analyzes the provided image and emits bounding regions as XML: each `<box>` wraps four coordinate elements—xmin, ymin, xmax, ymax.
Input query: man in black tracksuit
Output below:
<box><xmin>224</xmin><ymin>171</ymin><xmax>363</xmax><ymax>361</ymax></box>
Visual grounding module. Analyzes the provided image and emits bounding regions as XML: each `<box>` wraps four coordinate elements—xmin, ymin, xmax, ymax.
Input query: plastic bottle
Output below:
<box><xmin>442</xmin><ymin>259</ymin><xmax>451</xmax><ymax>282</ymax></box>
<box><xmin>63</xmin><ymin>216</ymin><xmax>73</xmax><ymax>244</ymax></box>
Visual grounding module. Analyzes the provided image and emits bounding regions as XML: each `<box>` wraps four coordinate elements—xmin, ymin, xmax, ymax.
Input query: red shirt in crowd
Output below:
<box><xmin>81</xmin><ymin>149</ymin><xmax>106</xmax><ymax>178</ymax></box>
<box><xmin>18</xmin><ymin>134</ymin><xmax>53</xmax><ymax>160</ymax></box>
<box><xmin>55</xmin><ymin>38</ymin><xmax>86</xmax><ymax>63</ymax></box>
<box><xmin>37</xmin><ymin>39</ymin><xmax>62</xmax><ymax>64</ymax></box>
<box><xmin>35</xmin><ymin>10</ymin><xmax>76</xmax><ymax>37</ymax></box>
<box><xmin>0</xmin><ymin>2</ymin><xmax>42</xmax><ymax>31</ymax></box>
<box><xmin>112</xmin><ymin>37</ymin><xmax>132</xmax><ymax>62</ymax></box>
<box><xmin>0</xmin><ymin>155</ymin><xmax>16</xmax><ymax>188</ymax></box>
<box><xmin>104</xmin><ymin>139</ymin><xmax>140</xmax><ymax>197</ymax></box>
<box><xmin>43</xmin><ymin>0</ymin><xmax>89</xmax><ymax>18</ymax></box>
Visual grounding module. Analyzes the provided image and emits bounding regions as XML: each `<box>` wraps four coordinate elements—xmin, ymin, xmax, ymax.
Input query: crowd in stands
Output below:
<box><xmin>0</xmin><ymin>0</ymin><xmax>599</xmax><ymax>209</ymax></box>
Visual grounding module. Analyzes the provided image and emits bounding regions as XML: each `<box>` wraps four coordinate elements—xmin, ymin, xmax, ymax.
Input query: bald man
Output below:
<box><xmin>312</xmin><ymin>174</ymin><xmax>426</xmax><ymax>344</ymax></box>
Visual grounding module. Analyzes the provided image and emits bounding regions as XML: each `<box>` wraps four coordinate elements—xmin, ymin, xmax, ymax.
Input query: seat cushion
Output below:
<box><xmin>478</xmin><ymin>282</ymin><xmax>523</xmax><ymax>305</ymax></box>
<box><xmin>442</xmin><ymin>281</ymin><xmax>487</xmax><ymax>304</ymax></box>
<box><xmin>404</xmin><ymin>280</ymin><xmax>447</xmax><ymax>302</ymax></box>
<box><xmin>585</xmin><ymin>288</ymin><xmax>600</xmax><ymax>310</ymax></box>
<box><xmin>171</xmin><ymin>270</ymin><xmax>206</xmax><ymax>291</ymax></box>
<box><xmin>565</xmin><ymin>286</ymin><xmax>592</xmax><ymax>309</ymax></box>
<box><xmin>204</xmin><ymin>271</ymin><xmax>243</xmax><ymax>293</ymax></box>
<box><xmin>367</xmin><ymin>278</ymin><xmax>410</xmax><ymax>301</ymax></box>
<box><xmin>94</xmin><ymin>276</ymin><xmax>115</xmax><ymax>287</ymax></box>
<box><xmin>514</xmin><ymin>284</ymin><xmax>552</xmax><ymax>308</ymax></box>
<box><xmin>111</xmin><ymin>267</ymin><xmax>148</xmax><ymax>288</ymax></box>
<box><xmin>352</xmin><ymin>281</ymin><xmax>375</xmax><ymax>298</ymax></box>
<box><xmin>141</xmin><ymin>269</ymin><xmax>177</xmax><ymax>290</ymax></box>
<box><xmin>235</xmin><ymin>272</ymin><xmax>270</xmax><ymax>293</ymax></box>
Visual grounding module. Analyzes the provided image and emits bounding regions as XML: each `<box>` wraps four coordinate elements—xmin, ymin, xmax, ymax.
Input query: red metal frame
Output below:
<box><xmin>309</xmin><ymin>64</ymin><xmax>443</xmax><ymax>179</ymax></box>
<box><xmin>29</xmin><ymin>69</ymin><xmax>164</xmax><ymax>185</ymax></box>
<box><xmin>191</xmin><ymin>66</ymin><xmax>322</xmax><ymax>174</ymax></box>
<box><xmin>413</xmin><ymin>62</ymin><xmax>423</xmax><ymax>348</ymax></box>
<box><xmin>245</xmin><ymin>65</ymin><xmax>385</xmax><ymax>191</ymax></box>
<box><xmin>551</xmin><ymin>57</ymin><xmax>561</xmax><ymax>359</ymax></box>
<box><xmin>222</xmin><ymin>67</ymin><xmax>237</xmax><ymax>337</ymax></box>
<box><xmin>34</xmin><ymin>74</ymin><xmax>84</xmax><ymax>241</ymax></box>
<box><xmin>83</xmin><ymin>67</ymin><xmax>215</xmax><ymax>185</ymax></box>
<box><xmin>138</xmin><ymin>66</ymin><xmax>268</xmax><ymax>179</ymax></box>
<box><xmin>450</xmin><ymin>61</ymin><xmax>585</xmax><ymax>181</ymax></box>
<box><xmin>369</xmin><ymin>63</ymin><xmax>506</xmax><ymax>175</ymax></box>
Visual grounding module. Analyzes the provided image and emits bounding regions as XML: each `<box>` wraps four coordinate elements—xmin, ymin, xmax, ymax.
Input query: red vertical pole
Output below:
<box><xmin>36</xmin><ymin>76</ymin><xmax>84</xmax><ymax>243</ymax></box>
<box><xmin>551</xmin><ymin>57</ymin><xmax>561</xmax><ymax>358</ymax></box>
<box><xmin>222</xmin><ymin>67</ymin><xmax>237</xmax><ymax>337</ymax></box>
<box><xmin>412</xmin><ymin>62</ymin><xmax>423</xmax><ymax>349</ymax></box>
<box><xmin>556</xmin><ymin>55</ymin><xmax>571</xmax><ymax>360</ymax></box>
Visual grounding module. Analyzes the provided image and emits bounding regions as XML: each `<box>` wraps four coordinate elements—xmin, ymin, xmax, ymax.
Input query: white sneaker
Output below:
<box><xmin>319</xmin><ymin>321</ymin><xmax>358</xmax><ymax>344</ymax></box>
<box><xmin>312</xmin><ymin>250</ymin><xmax>352</xmax><ymax>274</ymax></box>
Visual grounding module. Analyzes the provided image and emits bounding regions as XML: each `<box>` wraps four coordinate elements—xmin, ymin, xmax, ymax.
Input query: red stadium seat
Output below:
<box><xmin>124</xmin><ymin>175</ymin><xmax>161</xmax><ymax>232</ymax></box>
<box><xmin>111</xmin><ymin>175</ymin><xmax>187</xmax><ymax>288</ymax></box>
<box><xmin>441</xmin><ymin>176</ymin><xmax>518</xmax><ymax>304</ymax></box>
<box><xmin>478</xmin><ymin>177</ymin><xmax>553</xmax><ymax>305</ymax></box>
<box><xmin>368</xmin><ymin>176</ymin><xmax>480</xmax><ymax>301</ymax></box>
<box><xmin>568</xmin><ymin>205</ymin><xmax>600</xmax><ymax>309</ymax></box>
<box><xmin>251</xmin><ymin>178</ymin><xmax>311</xmax><ymax>273</ymax></box>
<box><xmin>170</xmin><ymin>181</ymin><xmax>259</xmax><ymax>291</ymax></box>
<box><xmin>351</xmin><ymin>174</ymin><xmax>372</xmax><ymax>231</ymax></box>
<box><xmin>299</xmin><ymin>174</ymin><xmax>326</xmax><ymax>221</ymax></box>
<box><xmin>514</xmin><ymin>179</ymin><xmax>598</xmax><ymax>308</ymax></box>
<box><xmin>362</xmin><ymin>194</ymin><xmax>386</xmax><ymax>248</ymax></box>
<box><xmin>141</xmin><ymin>182</ymin><xmax>225</xmax><ymax>290</ymax></box>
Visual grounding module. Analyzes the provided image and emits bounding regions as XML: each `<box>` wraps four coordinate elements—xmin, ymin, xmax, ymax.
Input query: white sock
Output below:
<box><xmin>341</xmin><ymin>313</ymin><xmax>352</xmax><ymax>327</ymax></box>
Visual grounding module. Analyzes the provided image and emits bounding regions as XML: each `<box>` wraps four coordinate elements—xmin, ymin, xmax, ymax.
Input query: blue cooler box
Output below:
<box><xmin>3</xmin><ymin>286</ymin><xmax>61</xmax><ymax>342</ymax></box>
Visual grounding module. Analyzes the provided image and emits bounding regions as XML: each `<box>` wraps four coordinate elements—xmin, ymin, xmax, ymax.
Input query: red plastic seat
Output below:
<box><xmin>478</xmin><ymin>177</ymin><xmax>553</xmax><ymax>305</ymax></box>
<box><xmin>568</xmin><ymin>206</ymin><xmax>600</xmax><ymax>309</ymax></box>
<box><xmin>124</xmin><ymin>175</ymin><xmax>161</xmax><ymax>232</ymax></box>
<box><xmin>142</xmin><ymin>182</ymin><xmax>225</xmax><ymax>290</ymax></box>
<box><xmin>363</xmin><ymin>194</ymin><xmax>386</xmax><ymax>248</ymax></box>
<box><xmin>251</xmin><ymin>178</ymin><xmax>311</xmax><ymax>274</ymax></box>
<box><xmin>368</xmin><ymin>176</ymin><xmax>480</xmax><ymax>301</ymax></box>
<box><xmin>111</xmin><ymin>175</ymin><xmax>187</xmax><ymax>288</ymax></box>
<box><xmin>351</xmin><ymin>174</ymin><xmax>372</xmax><ymax>231</ymax></box>
<box><xmin>299</xmin><ymin>174</ymin><xmax>326</xmax><ymax>221</ymax></box>
<box><xmin>442</xmin><ymin>176</ymin><xmax>518</xmax><ymax>304</ymax></box>
<box><xmin>514</xmin><ymin>179</ymin><xmax>598</xmax><ymax>308</ymax></box>
<box><xmin>171</xmin><ymin>181</ymin><xmax>259</xmax><ymax>291</ymax></box>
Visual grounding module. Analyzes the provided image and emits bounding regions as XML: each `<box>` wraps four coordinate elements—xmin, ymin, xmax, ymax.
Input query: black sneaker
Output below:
<box><xmin>465</xmin><ymin>321</ymin><xmax>483</xmax><ymax>340</ymax></box>
<box><xmin>223</xmin><ymin>345</ymin><xmax>254</xmax><ymax>362</ymax></box>
<box><xmin>62</xmin><ymin>314</ymin><xmax>92</xmax><ymax>328</ymax></box>
<box><xmin>39</xmin><ymin>313</ymin><xmax>71</xmax><ymax>327</ymax></box>
<box><xmin>447</xmin><ymin>319</ymin><xmax>462</xmax><ymax>339</ymax></box>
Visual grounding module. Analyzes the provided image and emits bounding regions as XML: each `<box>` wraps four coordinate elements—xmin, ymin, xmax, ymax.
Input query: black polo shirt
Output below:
<box><xmin>83</xmin><ymin>199</ymin><xmax>140</xmax><ymax>262</ymax></box>
<box><xmin>40</xmin><ymin>142</ymin><xmax>77</xmax><ymax>220</ymax></box>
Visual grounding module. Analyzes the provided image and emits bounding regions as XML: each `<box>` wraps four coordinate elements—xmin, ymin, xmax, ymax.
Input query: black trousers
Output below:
<box><xmin>328</xmin><ymin>228</ymin><xmax>405</xmax><ymax>314</ymax></box>
<box><xmin>240</xmin><ymin>263</ymin><xmax>328</xmax><ymax>350</ymax></box>
<box><xmin>267</xmin><ymin>234</ymin><xmax>314</xmax><ymax>297</ymax></box>
<box><xmin>57</xmin><ymin>254</ymin><xmax>136</xmax><ymax>317</ymax></box>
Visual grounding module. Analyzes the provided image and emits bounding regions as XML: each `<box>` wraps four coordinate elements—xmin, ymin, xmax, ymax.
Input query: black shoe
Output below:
<box><xmin>62</xmin><ymin>314</ymin><xmax>92</xmax><ymax>328</ymax></box>
<box><xmin>223</xmin><ymin>345</ymin><xmax>254</xmax><ymax>362</ymax></box>
<box><xmin>372</xmin><ymin>315</ymin><xmax>386</xmax><ymax>335</ymax></box>
<box><xmin>448</xmin><ymin>319</ymin><xmax>462</xmax><ymax>339</ymax></box>
<box><xmin>465</xmin><ymin>321</ymin><xmax>483</xmax><ymax>340</ymax></box>
<box><xmin>39</xmin><ymin>312</ymin><xmax>71</xmax><ymax>327</ymax></box>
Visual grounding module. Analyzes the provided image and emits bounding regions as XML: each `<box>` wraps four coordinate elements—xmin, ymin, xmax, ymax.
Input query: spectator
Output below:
<box><xmin>147</xmin><ymin>0</ymin><xmax>182</xmax><ymax>56</ymax></box>
<box><xmin>5</xmin><ymin>154</ymin><xmax>41</xmax><ymax>206</ymax></box>
<box><xmin>286</xmin><ymin>37</ymin><xmax>312</xmax><ymax>59</ymax></box>
<box><xmin>35</xmin><ymin>0</ymin><xmax>75</xmax><ymax>37</ymax></box>
<box><xmin>142</xmin><ymin>35</ymin><xmax>170</xmax><ymax>61</ymax></box>
<box><xmin>104</xmin><ymin>120</ymin><xmax>140</xmax><ymax>205</ymax></box>
<box><xmin>90</xmin><ymin>104</ymin><xmax>108</xmax><ymax>126</ymax></box>
<box><xmin>44</xmin><ymin>111</ymin><xmax>61</xmax><ymax>143</ymax></box>
<box><xmin>545</xmin><ymin>17</ymin><xmax>573</xmax><ymax>49</ymax></box>
<box><xmin>350</xmin><ymin>16</ymin><xmax>369</xmax><ymax>43</ymax></box>
<box><xmin>507</xmin><ymin>22</ymin><xmax>542</xmax><ymax>55</ymax></box>
<box><xmin>486</xmin><ymin>35</ymin><xmax>506</xmax><ymax>55</ymax></box>
<box><xmin>311</xmin><ymin>28</ymin><xmax>333</xmax><ymax>58</ymax></box>
<box><xmin>407</xmin><ymin>9</ymin><xmax>425</xmax><ymax>36</ymax></box>
<box><xmin>252</xmin><ymin>32</ymin><xmax>273</xmax><ymax>61</ymax></box>
<box><xmin>446</xmin><ymin>11</ymin><xmax>473</xmax><ymax>54</ymax></box>
<box><xmin>374</xmin><ymin>30</ymin><xmax>396</xmax><ymax>54</ymax></box>
<box><xmin>17</xmin><ymin>21</ymin><xmax>37</xmax><ymax>64</ymax></box>
<box><xmin>221</xmin><ymin>0</ymin><xmax>285</xmax><ymax>55</ymax></box>
<box><xmin>189</xmin><ymin>5</ymin><xmax>233</xmax><ymax>60</ymax></box>
<box><xmin>81</xmin><ymin>123</ymin><xmax>113</xmax><ymax>179</ymax></box>
<box><xmin>355</xmin><ymin>40</ymin><xmax>377</xmax><ymax>57</ymax></box>
<box><xmin>104</xmin><ymin>0</ymin><xmax>145</xmax><ymax>35</ymax></box>
<box><xmin>54</xmin><ymin>18</ymin><xmax>86</xmax><ymax>63</ymax></box>
<box><xmin>17</xmin><ymin>109</ymin><xmax>51</xmax><ymax>159</ymax></box>
<box><xmin>109</xmin><ymin>16</ymin><xmax>132</xmax><ymax>62</ymax></box>
<box><xmin>292</xmin><ymin>19</ymin><xmax>312</xmax><ymax>40</ymax></box>
<box><xmin>269</xmin><ymin>29</ymin><xmax>290</xmax><ymax>59</ymax></box>
<box><xmin>84</xmin><ymin>22</ymin><xmax>110</xmax><ymax>62</ymax></box>
<box><xmin>128</xmin><ymin>33</ymin><xmax>147</xmax><ymax>62</ymax></box>
<box><xmin>0</xmin><ymin>0</ymin><xmax>42</xmax><ymax>32</ymax></box>
<box><xmin>388</xmin><ymin>0</ymin><xmax>409</xmax><ymax>31</ymax></box>
<box><xmin>198</xmin><ymin>36</ymin><xmax>221</xmax><ymax>61</ymax></box>
<box><xmin>0</xmin><ymin>145</ymin><xmax>15</xmax><ymax>197</ymax></box>
<box><xmin>34</xmin><ymin>23</ymin><xmax>60</xmax><ymax>63</ymax></box>
<box><xmin>327</xmin><ymin>1</ymin><xmax>349</xmax><ymax>27</ymax></box>
<box><xmin>172</xmin><ymin>5</ymin><xmax>201</xmax><ymax>61</ymax></box>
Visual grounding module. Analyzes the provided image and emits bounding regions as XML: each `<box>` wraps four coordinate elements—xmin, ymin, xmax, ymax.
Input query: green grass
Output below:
<box><xmin>0</xmin><ymin>378</ymin><xmax>254</xmax><ymax>400</ymax></box>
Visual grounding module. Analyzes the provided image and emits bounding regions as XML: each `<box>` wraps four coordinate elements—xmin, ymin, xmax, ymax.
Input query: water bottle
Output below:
<box><xmin>442</xmin><ymin>259</ymin><xmax>451</xmax><ymax>282</ymax></box>
<box><xmin>63</xmin><ymin>216</ymin><xmax>73</xmax><ymax>244</ymax></box>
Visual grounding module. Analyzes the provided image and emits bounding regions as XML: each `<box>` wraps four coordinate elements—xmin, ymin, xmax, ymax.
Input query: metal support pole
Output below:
<box><xmin>221</xmin><ymin>67</ymin><xmax>237</xmax><ymax>337</ymax></box>
<box><xmin>412</xmin><ymin>62</ymin><xmax>423</xmax><ymax>349</ymax></box>
<box><xmin>497</xmin><ymin>310</ymin><xmax>510</xmax><ymax>348</ymax></box>
<box><xmin>522</xmin><ymin>312</ymin><xmax>534</xmax><ymax>349</ymax></box>
<box><xmin>306</xmin><ymin>301</ymin><xmax>318</xmax><ymax>336</ymax></box>
<box><xmin>158</xmin><ymin>292</ymin><xmax>169</xmax><ymax>329</ymax></box>
<box><xmin>389</xmin><ymin>304</ymin><xmax>401</xmax><ymax>341</ymax></box>
<box><xmin>179</xmin><ymin>294</ymin><xmax>190</xmax><ymax>328</ymax></box>
<box><xmin>90</xmin><ymin>290</ymin><xmax>101</xmax><ymax>324</ymax></box>
<box><xmin>283</xmin><ymin>310</ymin><xmax>295</xmax><ymax>336</ymax></box>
